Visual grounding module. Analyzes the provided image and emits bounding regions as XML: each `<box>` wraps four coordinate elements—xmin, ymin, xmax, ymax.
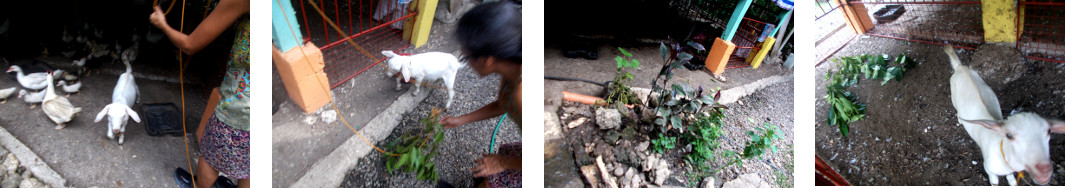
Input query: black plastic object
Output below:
<box><xmin>142</xmin><ymin>103</ymin><xmax>184</xmax><ymax>137</ymax></box>
<box><xmin>873</xmin><ymin>5</ymin><xmax>906</xmax><ymax>24</ymax></box>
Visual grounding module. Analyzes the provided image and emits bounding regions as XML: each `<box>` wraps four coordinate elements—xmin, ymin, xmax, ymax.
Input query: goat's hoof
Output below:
<box><xmin>54</xmin><ymin>124</ymin><xmax>66</xmax><ymax>130</ymax></box>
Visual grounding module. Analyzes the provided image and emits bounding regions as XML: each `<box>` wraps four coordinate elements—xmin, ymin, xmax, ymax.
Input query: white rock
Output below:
<box><xmin>702</xmin><ymin>177</ymin><xmax>716</xmax><ymax>188</ymax></box>
<box><xmin>544</xmin><ymin>112</ymin><xmax>564</xmax><ymax>141</ymax></box>
<box><xmin>643</xmin><ymin>154</ymin><xmax>658</xmax><ymax>172</ymax></box>
<box><xmin>619</xmin><ymin>167</ymin><xmax>640</xmax><ymax>188</ymax></box>
<box><xmin>636</xmin><ymin>141</ymin><xmax>649</xmax><ymax>152</ymax></box>
<box><xmin>20</xmin><ymin>177</ymin><xmax>45</xmax><ymax>188</ymax></box>
<box><xmin>613</xmin><ymin>164</ymin><xmax>626</xmax><ymax>176</ymax></box>
<box><xmin>596</xmin><ymin>107</ymin><xmax>622</xmax><ymax>130</ymax></box>
<box><xmin>568</xmin><ymin>117</ymin><xmax>590</xmax><ymax>129</ymax></box>
<box><xmin>581</xmin><ymin>164</ymin><xmax>600</xmax><ymax>188</ymax></box>
<box><xmin>652</xmin><ymin>167</ymin><xmax>672</xmax><ymax>186</ymax></box>
<box><xmin>320</xmin><ymin>110</ymin><xmax>337</xmax><ymax>123</ymax></box>
<box><xmin>723</xmin><ymin>173</ymin><xmax>772</xmax><ymax>188</ymax></box>
<box><xmin>2</xmin><ymin>154</ymin><xmax>17</xmax><ymax>174</ymax></box>
<box><xmin>597</xmin><ymin>156</ymin><xmax>619</xmax><ymax>188</ymax></box>
<box><xmin>303</xmin><ymin>116</ymin><xmax>318</xmax><ymax>125</ymax></box>
<box><xmin>2</xmin><ymin>173</ymin><xmax>21</xmax><ymax>188</ymax></box>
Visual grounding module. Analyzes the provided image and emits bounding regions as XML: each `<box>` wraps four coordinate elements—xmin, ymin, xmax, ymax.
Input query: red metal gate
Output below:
<box><xmin>854</xmin><ymin>0</ymin><xmax>984</xmax><ymax>50</ymax></box>
<box><xmin>1017</xmin><ymin>0</ymin><xmax>1065</xmax><ymax>63</ymax></box>
<box><xmin>294</xmin><ymin>0</ymin><xmax>420</xmax><ymax>89</ymax></box>
<box><xmin>728</xmin><ymin>17</ymin><xmax>772</xmax><ymax>69</ymax></box>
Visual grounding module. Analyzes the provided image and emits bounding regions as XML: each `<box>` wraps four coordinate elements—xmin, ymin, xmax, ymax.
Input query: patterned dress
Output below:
<box><xmin>200</xmin><ymin>15</ymin><xmax>251</xmax><ymax>179</ymax></box>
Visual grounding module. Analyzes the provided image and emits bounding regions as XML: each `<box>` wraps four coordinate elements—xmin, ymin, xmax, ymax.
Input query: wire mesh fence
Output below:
<box><xmin>815</xmin><ymin>0</ymin><xmax>857</xmax><ymax>63</ymax></box>
<box><xmin>292</xmin><ymin>0</ymin><xmax>418</xmax><ymax>89</ymax></box>
<box><xmin>1017</xmin><ymin>0</ymin><xmax>1065</xmax><ymax>63</ymax></box>
<box><xmin>853</xmin><ymin>0</ymin><xmax>984</xmax><ymax>49</ymax></box>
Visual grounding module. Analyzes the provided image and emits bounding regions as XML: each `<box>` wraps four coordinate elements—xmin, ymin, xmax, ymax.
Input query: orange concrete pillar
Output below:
<box><xmin>705</xmin><ymin>37</ymin><xmax>736</xmax><ymax>74</ymax></box>
<box><xmin>275</xmin><ymin>42</ymin><xmax>331</xmax><ymax>114</ymax></box>
<box><xmin>841</xmin><ymin>1</ymin><xmax>874</xmax><ymax>34</ymax></box>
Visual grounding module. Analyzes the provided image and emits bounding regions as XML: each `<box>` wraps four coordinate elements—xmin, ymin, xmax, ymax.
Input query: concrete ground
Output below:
<box><xmin>271</xmin><ymin>17</ymin><xmax>465</xmax><ymax>186</ymax></box>
<box><xmin>0</xmin><ymin>57</ymin><xmax>208</xmax><ymax>187</ymax></box>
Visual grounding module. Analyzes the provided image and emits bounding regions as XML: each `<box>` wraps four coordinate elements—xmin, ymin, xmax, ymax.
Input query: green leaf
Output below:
<box><xmin>670</xmin><ymin>115</ymin><xmax>682</xmax><ymax>130</ymax></box>
<box><xmin>631</xmin><ymin>59</ymin><xmax>641</xmax><ymax>68</ymax></box>
<box><xmin>619</xmin><ymin>47</ymin><xmax>632</xmax><ymax>57</ymax></box>
<box><xmin>677</xmin><ymin>52</ymin><xmax>693</xmax><ymax>62</ymax></box>
<box><xmin>654</xmin><ymin>118</ymin><xmax>667</xmax><ymax>126</ymax></box>
<box><xmin>615</xmin><ymin>56</ymin><xmax>624</xmax><ymax>68</ymax></box>
<box><xmin>396</xmin><ymin>153</ymin><xmax>411</xmax><ymax>171</ymax></box>
<box><xmin>660</xmin><ymin>43</ymin><xmax>670</xmax><ymax>62</ymax></box>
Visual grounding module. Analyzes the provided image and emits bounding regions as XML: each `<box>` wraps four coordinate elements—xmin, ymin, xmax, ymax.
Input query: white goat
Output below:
<box><xmin>947</xmin><ymin>45</ymin><xmax>1065</xmax><ymax>185</ymax></box>
<box><xmin>94</xmin><ymin>61</ymin><xmax>139</xmax><ymax>145</ymax></box>
<box><xmin>381</xmin><ymin>51</ymin><xmax>463</xmax><ymax>109</ymax></box>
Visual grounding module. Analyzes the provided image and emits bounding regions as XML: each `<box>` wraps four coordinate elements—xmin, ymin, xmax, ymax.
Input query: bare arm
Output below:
<box><xmin>149</xmin><ymin>0</ymin><xmax>249</xmax><ymax>55</ymax></box>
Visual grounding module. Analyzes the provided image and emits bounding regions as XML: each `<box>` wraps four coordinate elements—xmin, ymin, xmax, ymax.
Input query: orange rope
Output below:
<box><xmin>174</xmin><ymin>0</ymin><xmax>197</xmax><ymax>187</ymax></box>
<box><xmin>152</xmin><ymin>0</ymin><xmax>178</xmax><ymax>15</ymax></box>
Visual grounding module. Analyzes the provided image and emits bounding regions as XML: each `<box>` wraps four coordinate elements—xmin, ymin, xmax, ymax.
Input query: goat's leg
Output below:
<box><xmin>987</xmin><ymin>172</ymin><xmax>999</xmax><ymax>185</ymax></box>
<box><xmin>394</xmin><ymin>77</ymin><xmax>403</xmax><ymax>91</ymax></box>
<box><xmin>118</xmin><ymin>132</ymin><xmax>125</xmax><ymax>145</ymax></box>
<box><xmin>1006</xmin><ymin>173</ymin><xmax>1017</xmax><ymax>186</ymax></box>
<box><xmin>413</xmin><ymin>80</ymin><xmax>422</xmax><ymax>95</ymax></box>
<box><xmin>444</xmin><ymin>76</ymin><xmax>455</xmax><ymax>109</ymax></box>
<box><xmin>107</xmin><ymin>128</ymin><xmax>115</xmax><ymax>139</ymax></box>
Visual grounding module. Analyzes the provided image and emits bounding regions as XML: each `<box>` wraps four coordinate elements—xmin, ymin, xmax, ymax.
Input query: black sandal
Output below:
<box><xmin>214</xmin><ymin>175</ymin><xmax>238</xmax><ymax>188</ymax></box>
<box><xmin>174</xmin><ymin>168</ymin><xmax>195</xmax><ymax>188</ymax></box>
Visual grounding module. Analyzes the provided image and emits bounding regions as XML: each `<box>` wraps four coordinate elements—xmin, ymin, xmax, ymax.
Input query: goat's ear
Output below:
<box><xmin>1049</xmin><ymin>119</ymin><xmax>1065</xmax><ymax>134</ymax></box>
<box><xmin>382</xmin><ymin>51</ymin><xmax>395</xmax><ymax>57</ymax></box>
<box><xmin>963</xmin><ymin>119</ymin><xmax>1006</xmax><ymax>133</ymax></box>
<box><xmin>123</xmin><ymin>105</ymin><xmax>141</xmax><ymax>123</ymax></box>
<box><xmin>94</xmin><ymin>105</ymin><xmax>111</xmax><ymax>123</ymax></box>
<box><xmin>401</xmin><ymin>61</ymin><xmax>411</xmax><ymax>82</ymax></box>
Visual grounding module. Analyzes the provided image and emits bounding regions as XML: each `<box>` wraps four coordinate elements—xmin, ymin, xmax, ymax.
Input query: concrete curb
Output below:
<box><xmin>0</xmin><ymin>125</ymin><xmax>67</xmax><ymax>187</ymax></box>
<box><xmin>291</xmin><ymin>88</ymin><xmax>429</xmax><ymax>188</ymax></box>
<box><xmin>718</xmin><ymin>75</ymin><xmax>791</xmax><ymax>105</ymax></box>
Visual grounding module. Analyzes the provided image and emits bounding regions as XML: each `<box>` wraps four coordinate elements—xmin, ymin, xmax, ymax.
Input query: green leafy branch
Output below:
<box><xmin>384</xmin><ymin>108</ymin><xmax>446</xmax><ymax>181</ymax></box>
<box><xmin>825</xmin><ymin>53</ymin><xmax>915</xmax><ymax>137</ymax></box>
<box><xmin>606</xmin><ymin>48</ymin><xmax>640</xmax><ymax>106</ymax></box>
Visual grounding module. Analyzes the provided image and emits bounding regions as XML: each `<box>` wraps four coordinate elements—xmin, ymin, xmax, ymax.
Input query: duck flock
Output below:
<box><xmin>1</xmin><ymin>21</ymin><xmax>159</xmax><ymax>132</ymax></box>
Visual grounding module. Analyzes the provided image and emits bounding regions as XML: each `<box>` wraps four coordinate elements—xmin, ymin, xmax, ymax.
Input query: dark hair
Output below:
<box><xmin>455</xmin><ymin>1</ymin><xmax>521</xmax><ymax>64</ymax></box>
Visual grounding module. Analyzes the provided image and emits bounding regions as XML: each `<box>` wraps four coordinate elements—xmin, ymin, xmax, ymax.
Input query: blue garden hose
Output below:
<box><xmin>489</xmin><ymin>113</ymin><xmax>507</xmax><ymax>153</ymax></box>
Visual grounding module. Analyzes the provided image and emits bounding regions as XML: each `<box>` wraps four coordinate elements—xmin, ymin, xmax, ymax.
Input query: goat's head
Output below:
<box><xmin>94</xmin><ymin>104</ymin><xmax>141</xmax><ymax>135</ymax></box>
<box><xmin>381</xmin><ymin>51</ymin><xmax>412</xmax><ymax>82</ymax></box>
<box><xmin>965</xmin><ymin>112</ymin><xmax>1065</xmax><ymax>185</ymax></box>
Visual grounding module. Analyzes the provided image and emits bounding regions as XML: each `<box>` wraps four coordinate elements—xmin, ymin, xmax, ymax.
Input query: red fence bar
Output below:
<box><xmin>300</xmin><ymin>0</ymin><xmax>310</xmax><ymax>39</ymax></box>
<box><xmin>319</xmin><ymin>11</ymin><xmax>416</xmax><ymax>50</ymax></box>
<box><xmin>348</xmin><ymin>0</ymin><xmax>353</xmax><ymax>35</ymax></box>
<box><xmin>732</xmin><ymin>17</ymin><xmax>769</xmax><ymax>60</ymax></box>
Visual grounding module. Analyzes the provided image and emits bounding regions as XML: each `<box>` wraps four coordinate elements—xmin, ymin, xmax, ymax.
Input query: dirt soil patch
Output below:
<box><xmin>815</xmin><ymin>36</ymin><xmax>1065</xmax><ymax>186</ymax></box>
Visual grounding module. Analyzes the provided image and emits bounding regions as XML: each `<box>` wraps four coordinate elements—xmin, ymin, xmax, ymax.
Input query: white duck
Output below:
<box><xmin>18</xmin><ymin>89</ymin><xmax>45</xmax><ymax>108</ymax></box>
<box><xmin>56</xmin><ymin>80</ymin><xmax>81</xmax><ymax>96</ymax></box>
<box><xmin>0</xmin><ymin>87</ymin><xmax>16</xmax><ymax>103</ymax></box>
<box><xmin>122</xmin><ymin>43</ymin><xmax>138</xmax><ymax>63</ymax></box>
<box><xmin>62</xmin><ymin>27</ymin><xmax>74</xmax><ymax>43</ymax></box>
<box><xmin>41</xmin><ymin>73</ymin><xmax>81</xmax><ymax>129</ymax></box>
<box><xmin>6</xmin><ymin>65</ymin><xmax>50</xmax><ymax>90</ymax></box>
